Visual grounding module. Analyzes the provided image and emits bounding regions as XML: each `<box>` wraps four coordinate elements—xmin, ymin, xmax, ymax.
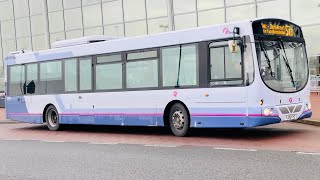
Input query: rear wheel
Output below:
<box><xmin>169</xmin><ymin>103</ymin><xmax>190</xmax><ymax>137</ymax></box>
<box><xmin>45</xmin><ymin>105</ymin><xmax>61</xmax><ymax>131</ymax></box>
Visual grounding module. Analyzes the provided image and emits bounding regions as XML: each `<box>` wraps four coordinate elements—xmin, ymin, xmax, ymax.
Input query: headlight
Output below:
<box><xmin>269</xmin><ymin>108</ymin><xmax>274</xmax><ymax>115</ymax></box>
<box><xmin>308</xmin><ymin>103</ymin><xmax>312</xmax><ymax>110</ymax></box>
<box><xmin>263</xmin><ymin>108</ymin><xmax>274</xmax><ymax>116</ymax></box>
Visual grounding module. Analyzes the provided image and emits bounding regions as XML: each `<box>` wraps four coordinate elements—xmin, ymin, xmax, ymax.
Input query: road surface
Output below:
<box><xmin>0</xmin><ymin>122</ymin><xmax>319</xmax><ymax>179</ymax></box>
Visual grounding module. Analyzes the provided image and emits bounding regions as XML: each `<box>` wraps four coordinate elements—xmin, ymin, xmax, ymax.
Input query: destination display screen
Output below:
<box><xmin>253</xmin><ymin>19</ymin><xmax>303</xmax><ymax>38</ymax></box>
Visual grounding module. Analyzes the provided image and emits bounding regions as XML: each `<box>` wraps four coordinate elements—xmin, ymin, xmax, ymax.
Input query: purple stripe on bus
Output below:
<box><xmin>7</xmin><ymin>113</ymin><xmax>164</xmax><ymax>116</ymax></box>
<box><xmin>7</xmin><ymin>112</ymin><xmax>280</xmax><ymax>117</ymax></box>
<box><xmin>249</xmin><ymin>114</ymin><xmax>279</xmax><ymax>117</ymax></box>
<box><xmin>192</xmin><ymin>113</ymin><xmax>246</xmax><ymax>117</ymax></box>
<box><xmin>192</xmin><ymin>113</ymin><xmax>279</xmax><ymax>117</ymax></box>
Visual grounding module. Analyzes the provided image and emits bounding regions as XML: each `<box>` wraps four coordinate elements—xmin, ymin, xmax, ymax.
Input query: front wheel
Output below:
<box><xmin>45</xmin><ymin>105</ymin><xmax>61</xmax><ymax>131</ymax></box>
<box><xmin>169</xmin><ymin>103</ymin><xmax>190</xmax><ymax>137</ymax></box>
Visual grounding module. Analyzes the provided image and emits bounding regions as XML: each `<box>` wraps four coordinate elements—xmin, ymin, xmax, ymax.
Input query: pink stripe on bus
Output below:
<box><xmin>191</xmin><ymin>113</ymin><xmax>247</xmax><ymax>117</ymax></box>
<box><xmin>7</xmin><ymin>112</ymin><xmax>280</xmax><ymax>117</ymax></box>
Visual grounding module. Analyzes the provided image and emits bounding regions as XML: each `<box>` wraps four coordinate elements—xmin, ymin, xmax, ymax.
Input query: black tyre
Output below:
<box><xmin>169</xmin><ymin>103</ymin><xmax>190</xmax><ymax>137</ymax></box>
<box><xmin>45</xmin><ymin>105</ymin><xmax>61</xmax><ymax>131</ymax></box>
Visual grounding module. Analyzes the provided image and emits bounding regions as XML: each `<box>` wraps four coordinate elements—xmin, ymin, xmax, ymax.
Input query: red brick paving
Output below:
<box><xmin>0</xmin><ymin>122</ymin><xmax>319</xmax><ymax>153</ymax></box>
<box><xmin>0</xmin><ymin>108</ymin><xmax>5</xmax><ymax>121</ymax></box>
<box><xmin>311</xmin><ymin>92</ymin><xmax>320</xmax><ymax>120</ymax></box>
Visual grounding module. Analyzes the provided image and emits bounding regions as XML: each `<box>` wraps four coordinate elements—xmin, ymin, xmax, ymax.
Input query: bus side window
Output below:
<box><xmin>39</xmin><ymin>60</ymin><xmax>63</xmax><ymax>94</ymax></box>
<box><xmin>26</xmin><ymin>63</ymin><xmax>37</xmax><ymax>94</ymax></box>
<box><xmin>209</xmin><ymin>41</ymin><xmax>243</xmax><ymax>86</ymax></box>
<box><xmin>161</xmin><ymin>44</ymin><xmax>198</xmax><ymax>87</ymax></box>
<box><xmin>65</xmin><ymin>58</ymin><xmax>78</xmax><ymax>92</ymax></box>
<box><xmin>79</xmin><ymin>57</ymin><xmax>93</xmax><ymax>91</ymax></box>
<box><xmin>95</xmin><ymin>54</ymin><xmax>123</xmax><ymax>91</ymax></box>
<box><xmin>8</xmin><ymin>65</ymin><xmax>25</xmax><ymax>96</ymax></box>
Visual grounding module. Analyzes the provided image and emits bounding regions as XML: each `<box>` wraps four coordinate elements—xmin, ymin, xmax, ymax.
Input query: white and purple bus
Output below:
<box><xmin>5</xmin><ymin>18</ymin><xmax>312</xmax><ymax>136</ymax></box>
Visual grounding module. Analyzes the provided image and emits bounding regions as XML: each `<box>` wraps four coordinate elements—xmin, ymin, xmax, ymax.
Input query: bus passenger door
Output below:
<box><xmin>6</xmin><ymin>65</ymin><xmax>30</xmax><ymax>122</ymax></box>
<box><xmin>25</xmin><ymin>63</ymin><xmax>40</xmax><ymax>123</ymax></box>
<box><xmin>74</xmin><ymin>94</ymin><xmax>95</xmax><ymax>124</ymax></box>
<box><xmin>73</xmin><ymin>57</ymin><xmax>95</xmax><ymax>124</ymax></box>
<box><xmin>194</xmin><ymin>41</ymin><xmax>247</xmax><ymax>127</ymax></box>
<box><xmin>92</xmin><ymin>55</ymin><xmax>124</xmax><ymax>125</ymax></box>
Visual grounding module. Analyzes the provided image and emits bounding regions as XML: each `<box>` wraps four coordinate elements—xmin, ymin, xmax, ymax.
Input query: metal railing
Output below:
<box><xmin>311</xmin><ymin>75</ymin><xmax>320</xmax><ymax>95</ymax></box>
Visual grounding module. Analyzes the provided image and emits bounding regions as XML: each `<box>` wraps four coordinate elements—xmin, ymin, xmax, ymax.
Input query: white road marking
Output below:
<box><xmin>296</xmin><ymin>152</ymin><xmax>320</xmax><ymax>156</ymax></box>
<box><xmin>5</xmin><ymin>139</ymin><xmax>23</xmax><ymax>141</ymax></box>
<box><xmin>89</xmin><ymin>142</ymin><xmax>118</xmax><ymax>145</ymax></box>
<box><xmin>144</xmin><ymin>144</ymin><xmax>177</xmax><ymax>148</ymax></box>
<box><xmin>214</xmin><ymin>147</ymin><xmax>257</xmax><ymax>152</ymax></box>
<box><xmin>41</xmin><ymin>140</ymin><xmax>65</xmax><ymax>143</ymax></box>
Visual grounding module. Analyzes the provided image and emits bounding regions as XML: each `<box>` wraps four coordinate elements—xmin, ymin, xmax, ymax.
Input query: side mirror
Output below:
<box><xmin>228</xmin><ymin>27</ymin><xmax>241</xmax><ymax>53</ymax></box>
<box><xmin>228</xmin><ymin>40</ymin><xmax>239</xmax><ymax>53</ymax></box>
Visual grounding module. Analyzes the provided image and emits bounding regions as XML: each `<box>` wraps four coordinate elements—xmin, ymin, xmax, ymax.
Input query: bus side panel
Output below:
<box><xmin>122</xmin><ymin>91</ymin><xmax>158</xmax><ymax>126</ymax></box>
<box><xmin>6</xmin><ymin>96</ymin><xmax>30</xmax><ymax>123</ymax></box>
<box><xmin>187</xmin><ymin>87</ymin><xmax>247</xmax><ymax>128</ymax></box>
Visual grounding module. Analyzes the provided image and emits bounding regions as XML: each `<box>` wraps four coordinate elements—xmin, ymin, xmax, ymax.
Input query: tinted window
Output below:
<box><xmin>40</xmin><ymin>61</ymin><xmax>62</xmax><ymax>81</ymax></box>
<box><xmin>79</xmin><ymin>57</ymin><xmax>92</xmax><ymax>91</ymax></box>
<box><xmin>39</xmin><ymin>60</ymin><xmax>63</xmax><ymax>94</ymax></box>
<box><xmin>126</xmin><ymin>60</ymin><xmax>158</xmax><ymax>88</ymax></box>
<box><xmin>162</xmin><ymin>44</ymin><xmax>197</xmax><ymax>87</ymax></box>
<box><xmin>96</xmin><ymin>63</ymin><xmax>122</xmax><ymax>90</ymax></box>
<box><xmin>8</xmin><ymin>65</ymin><xmax>25</xmax><ymax>96</ymax></box>
<box><xmin>210</xmin><ymin>47</ymin><xmax>224</xmax><ymax>79</ymax></box>
<box><xmin>97</xmin><ymin>54</ymin><xmax>121</xmax><ymax>63</ymax></box>
<box><xmin>10</xmin><ymin>65</ymin><xmax>25</xmax><ymax>83</ymax></box>
<box><xmin>209</xmin><ymin>42</ymin><xmax>243</xmax><ymax>86</ymax></box>
<box><xmin>127</xmin><ymin>50</ymin><xmax>157</xmax><ymax>60</ymax></box>
<box><xmin>225</xmin><ymin>48</ymin><xmax>242</xmax><ymax>78</ymax></box>
<box><xmin>26</xmin><ymin>63</ymin><xmax>37</xmax><ymax>94</ymax></box>
<box><xmin>65</xmin><ymin>58</ymin><xmax>77</xmax><ymax>92</ymax></box>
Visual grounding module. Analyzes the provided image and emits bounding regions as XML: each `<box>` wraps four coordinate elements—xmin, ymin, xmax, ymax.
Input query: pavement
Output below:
<box><xmin>295</xmin><ymin>92</ymin><xmax>320</xmax><ymax>126</ymax></box>
<box><xmin>0</xmin><ymin>121</ymin><xmax>320</xmax><ymax>152</ymax></box>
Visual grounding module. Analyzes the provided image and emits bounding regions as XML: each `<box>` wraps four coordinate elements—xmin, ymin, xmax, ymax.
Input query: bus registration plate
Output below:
<box><xmin>285</xmin><ymin>114</ymin><xmax>296</xmax><ymax>120</ymax></box>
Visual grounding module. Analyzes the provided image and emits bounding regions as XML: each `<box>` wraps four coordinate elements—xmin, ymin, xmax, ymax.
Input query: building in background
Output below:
<box><xmin>0</xmin><ymin>0</ymin><xmax>320</xmax><ymax>90</ymax></box>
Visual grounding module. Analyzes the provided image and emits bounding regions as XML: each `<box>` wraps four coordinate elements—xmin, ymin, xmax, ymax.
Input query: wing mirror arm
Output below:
<box><xmin>228</xmin><ymin>27</ymin><xmax>241</xmax><ymax>53</ymax></box>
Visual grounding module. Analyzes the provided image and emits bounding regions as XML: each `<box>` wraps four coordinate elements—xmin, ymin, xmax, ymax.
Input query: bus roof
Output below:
<box><xmin>6</xmin><ymin>18</ymin><xmax>296</xmax><ymax>65</ymax></box>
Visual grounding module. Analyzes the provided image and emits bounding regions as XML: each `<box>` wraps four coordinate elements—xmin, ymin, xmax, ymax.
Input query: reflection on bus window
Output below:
<box><xmin>9</xmin><ymin>65</ymin><xmax>25</xmax><ymax>96</ymax></box>
<box><xmin>162</xmin><ymin>44</ymin><xmax>197</xmax><ymax>87</ymax></box>
<box><xmin>65</xmin><ymin>58</ymin><xmax>77</xmax><ymax>92</ymax></box>
<box><xmin>26</xmin><ymin>63</ymin><xmax>37</xmax><ymax>94</ymax></box>
<box><xmin>79</xmin><ymin>57</ymin><xmax>92</xmax><ymax>91</ymax></box>
<box><xmin>210</xmin><ymin>42</ymin><xmax>243</xmax><ymax>86</ymax></box>
<box><xmin>126</xmin><ymin>60</ymin><xmax>158</xmax><ymax>88</ymax></box>
<box><xmin>96</xmin><ymin>63</ymin><xmax>123</xmax><ymax>90</ymax></box>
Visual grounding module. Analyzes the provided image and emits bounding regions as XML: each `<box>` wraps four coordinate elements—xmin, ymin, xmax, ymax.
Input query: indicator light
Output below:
<box><xmin>259</xmin><ymin>99</ymin><xmax>264</xmax><ymax>106</ymax></box>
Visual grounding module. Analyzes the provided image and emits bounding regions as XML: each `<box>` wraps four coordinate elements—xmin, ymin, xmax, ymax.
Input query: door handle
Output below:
<box><xmin>78</xmin><ymin>96</ymin><xmax>82</xmax><ymax>99</ymax></box>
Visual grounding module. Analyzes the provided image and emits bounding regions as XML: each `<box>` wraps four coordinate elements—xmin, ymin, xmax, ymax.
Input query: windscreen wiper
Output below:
<box><xmin>259</xmin><ymin>39</ymin><xmax>274</xmax><ymax>77</ymax></box>
<box><xmin>278</xmin><ymin>38</ymin><xmax>295</xmax><ymax>87</ymax></box>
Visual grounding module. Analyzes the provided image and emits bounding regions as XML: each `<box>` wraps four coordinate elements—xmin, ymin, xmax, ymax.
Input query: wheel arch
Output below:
<box><xmin>42</xmin><ymin>103</ymin><xmax>55</xmax><ymax>123</ymax></box>
<box><xmin>163</xmin><ymin>100</ymin><xmax>190</xmax><ymax>127</ymax></box>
